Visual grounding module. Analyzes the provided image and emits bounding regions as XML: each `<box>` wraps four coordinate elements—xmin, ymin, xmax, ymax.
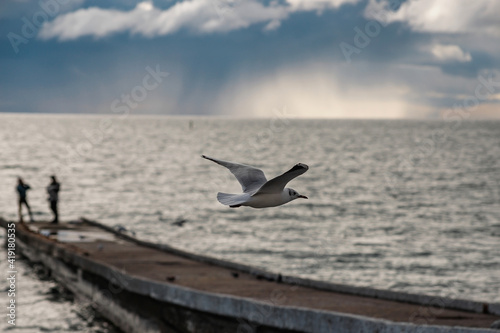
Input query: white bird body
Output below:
<box><xmin>203</xmin><ymin>155</ymin><xmax>308</xmax><ymax>209</ymax></box>
<box><xmin>245</xmin><ymin>191</ymin><xmax>294</xmax><ymax>208</ymax></box>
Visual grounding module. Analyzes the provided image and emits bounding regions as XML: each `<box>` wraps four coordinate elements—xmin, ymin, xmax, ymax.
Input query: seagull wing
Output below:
<box><xmin>253</xmin><ymin>163</ymin><xmax>308</xmax><ymax>195</ymax></box>
<box><xmin>202</xmin><ymin>155</ymin><xmax>267</xmax><ymax>194</ymax></box>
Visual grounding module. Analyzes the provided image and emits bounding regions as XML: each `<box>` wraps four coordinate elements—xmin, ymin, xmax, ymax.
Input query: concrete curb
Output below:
<box><xmin>2</xmin><ymin>217</ymin><xmax>499</xmax><ymax>333</ymax></box>
<box><xmin>80</xmin><ymin>217</ymin><xmax>500</xmax><ymax>316</ymax></box>
<box><xmin>15</xmin><ymin>232</ymin><xmax>499</xmax><ymax>333</ymax></box>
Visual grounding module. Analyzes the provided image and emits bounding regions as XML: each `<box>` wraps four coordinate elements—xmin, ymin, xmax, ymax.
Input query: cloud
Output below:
<box><xmin>38</xmin><ymin>0</ymin><xmax>287</xmax><ymax>40</ymax></box>
<box><xmin>39</xmin><ymin>0</ymin><xmax>358</xmax><ymax>41</ymax></box>
<box><xmin>440</xmin><ymin>102</ymin><xmax>500</xmax><ymax>119</ymax></box>
<box><xmin>214</xmin><ymin>63</ymin><xmax>415</xmax><ymax>118</ymax></box>
<box><xmin>263</xmin><ymin>19</ymin><xmax>281</xmax><ymax>31</ymax></box>
<box><xmin>430</xmin><ymin>44</ymin><xmax>472</xmax><ymax>63</ymax></box>
<box><xmin>365</xmin><ymin>0</ymin><xmax>500</xmax><ymax>36</ymax></box>
<box><xmin>285</xmin><ymin>0</ymin><xmax>360</xmax><ymax>12</ymax></box>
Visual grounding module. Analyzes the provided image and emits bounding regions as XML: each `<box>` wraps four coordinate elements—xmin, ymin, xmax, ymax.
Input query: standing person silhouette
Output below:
<box><xmin>47</xmin><ymin>175</ymin><xmax>60</xmax><ymax>224</ymax></box>
<box><xmin>17</xmin><ymin>177</ymin><xmax>34</xmax><ymax>223</ymax></box>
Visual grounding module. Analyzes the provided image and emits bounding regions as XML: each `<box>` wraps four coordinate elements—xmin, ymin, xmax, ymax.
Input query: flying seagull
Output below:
<box><xmin>202</xmin><ymin>155</ymin><xmax>308</xmax><ymax>208</ymax></box>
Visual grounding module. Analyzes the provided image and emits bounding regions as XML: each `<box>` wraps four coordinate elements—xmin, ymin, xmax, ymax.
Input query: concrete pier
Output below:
<box><xmin>1</xmin><ymin>217</ymin><xmax>499</xmax><ymax>333</ymax></box>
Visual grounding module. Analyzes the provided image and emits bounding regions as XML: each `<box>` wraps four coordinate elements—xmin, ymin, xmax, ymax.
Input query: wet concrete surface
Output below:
<box><xmin>9</xmin><ymin>220</ymin><xmax>500</xmax><ymax>329</ymax></box>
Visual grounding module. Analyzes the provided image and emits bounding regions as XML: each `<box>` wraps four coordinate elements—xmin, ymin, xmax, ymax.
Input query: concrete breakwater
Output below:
<box><xmin>1</xmin><ymin>217</ymin><xmax>499</xmax><ymax>333</ymax></box>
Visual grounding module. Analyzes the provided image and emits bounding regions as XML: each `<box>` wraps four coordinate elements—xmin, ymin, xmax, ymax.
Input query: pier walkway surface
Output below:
<box><xmin>1</xmin><ymin>217</ymin><xmax>499</xmax><ymax>333</ymax></box>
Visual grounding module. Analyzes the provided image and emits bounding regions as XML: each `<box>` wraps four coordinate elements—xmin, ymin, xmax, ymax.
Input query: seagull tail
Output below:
<box><xmin>217</xmin><ymin>192</ymin><xmax>250</xmax><ymax>208</ymax></box>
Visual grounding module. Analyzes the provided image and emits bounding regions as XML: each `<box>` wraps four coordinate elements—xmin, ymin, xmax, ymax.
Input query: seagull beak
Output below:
<box><xmin>298</xmin><ymin>195</ymin><xmax>308</xmax><ymax>199</ymax></box>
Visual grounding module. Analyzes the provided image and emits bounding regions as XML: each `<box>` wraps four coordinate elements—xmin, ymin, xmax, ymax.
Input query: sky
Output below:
<box><xmin>1</xmin><ymin>0</ymin><xmax>500</xmax><ymax>118</ymax></box>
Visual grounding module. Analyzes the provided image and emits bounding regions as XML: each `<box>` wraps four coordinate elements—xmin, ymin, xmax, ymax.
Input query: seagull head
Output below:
<box><xmin>286</xmin><ymin>188</ymin><xmax>308</xmax><ymax>201</ymax></box>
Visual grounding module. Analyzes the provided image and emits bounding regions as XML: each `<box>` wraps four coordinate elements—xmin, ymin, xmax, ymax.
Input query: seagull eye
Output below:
<box><xmin>288</xmin><ymin>189</ymin><xmax>292</xmax><ymax>196</ymax></box>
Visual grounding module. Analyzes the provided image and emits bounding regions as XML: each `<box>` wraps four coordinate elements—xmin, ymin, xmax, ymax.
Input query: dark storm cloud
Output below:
<box><xmin>1</xmin><ymin>0</ymin><xmax>499</xmax><ymax>118</ymax></box>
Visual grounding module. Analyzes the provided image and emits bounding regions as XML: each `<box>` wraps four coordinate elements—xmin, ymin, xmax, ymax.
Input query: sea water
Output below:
<box><xmin>0</xmin><ymin>114</ymin><xmax>499</xmax><ymax>331</ymax></box>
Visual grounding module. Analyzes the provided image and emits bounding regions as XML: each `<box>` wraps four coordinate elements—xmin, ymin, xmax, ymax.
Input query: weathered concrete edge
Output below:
<box><xmin>15</xmin><ymin>232</ymin><xmax>492</xmax><ymax>333</ymax></box>
<box><xmin>3</xmin><ymin>218</ymin><xmax>499</xmax><ymax>333</ymax></box>
<box><xmin>15</xmin><ymin>236</ymin><xmax>161</xmax><ymax>333</ymax></box>
<box><xmin>48</xmin><ymin>242</ymin><xmax>500</xmax><ymax>333</ymax></box>
<box><xmin>80</xmin><ymin>217</ymin><xmax>500</xmax><ymax>316</ymax></box>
